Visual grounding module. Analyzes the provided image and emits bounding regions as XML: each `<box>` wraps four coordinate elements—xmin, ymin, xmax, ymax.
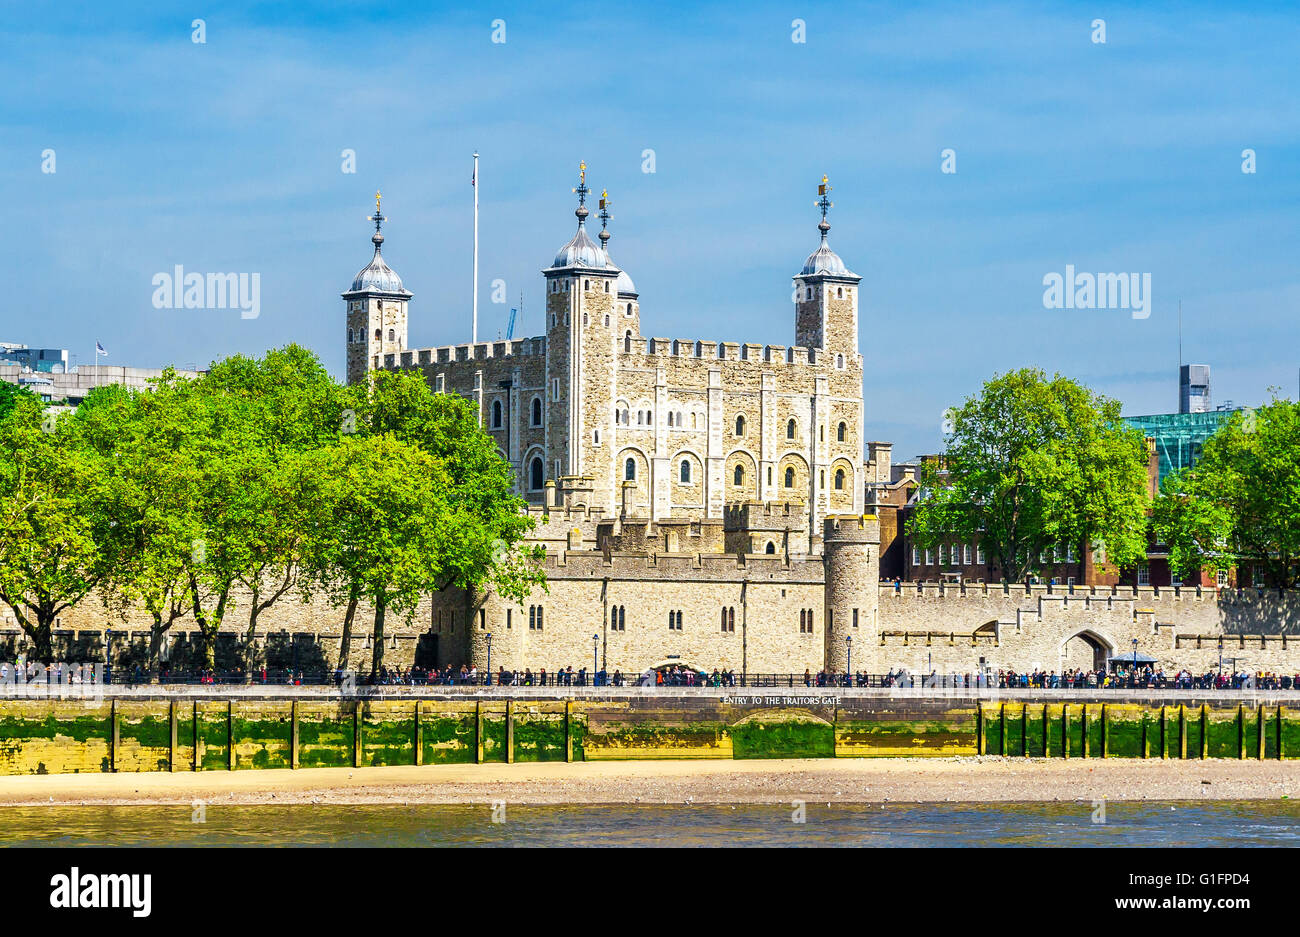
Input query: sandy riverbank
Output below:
<box><xmin>0</xmin><ymin>758</ymin><xmax>1299</xmax><ymax>807</ymax></box>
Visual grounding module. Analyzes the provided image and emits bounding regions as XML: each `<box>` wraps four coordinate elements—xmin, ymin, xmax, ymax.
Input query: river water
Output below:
<box><xmin>0</xmin><ymin>801</ymin><xmax>1297</xmax><ymax>846</ymax></box>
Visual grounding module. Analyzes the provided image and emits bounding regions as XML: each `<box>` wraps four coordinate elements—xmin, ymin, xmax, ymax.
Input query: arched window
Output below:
<box><xmin>529</xmin><ymin>457</ymin><xmax>543</xmax><ymax>490</ymax></box>
<box><xmin>531</xmin><ymin>397</ymin><xmax>542</xmax><ymax>426</ymax></box>
<box><xmin>733</xmin><ymin>464</ymin><xmax>744</xmax><ymax>486</ymax></box>
<box><xmin>765</xmin><ymin>542</ymin><xmax>776</xmax><ymax>554</ymax></box>
<box><xmin>347</xmin><ymin>328</ymin><xmax>354</xmax><ymax>343</ymax></box>
<box><xmin>603</xmin><ymin>314</ymin><xmax>609</xmax><ymax>326</ymax></box>
<box><xmin>374</xmin><ymin>328</ymin><xmax>381</xmax><ymax>340</ymax></box>
<box><xmin>626</xmin><ymin>303</ymin><xmax>632</xmax><ymax>316</ymax></box>
<box><xmin>784</xmin><ymin>466</ymin><xmax>795</xmax><ymax>488</ymax></box>
<box><xmin>735</xmin><ymin>416</ymin><xmax>745</xmax><ymax>436</ymax></box>
<box><xmin>593</xmin><ymin>429</ymin><xmax>600</xmax><ymax>445</ymax></box>
<box><xmin>837</xmin><ymin>421</ymin><xmax>847</xmax><ymax>442</ymax></box>
<box><xmin>492</xmin><ymin>400</ymin><xmax>502</xmax><ymax>428</ymax></box>
<box><xmin>604</xmin><ymin>281</ymin><xmax>610</xmax><ymax>293</ymax></box>
<box><xmin>624</xmin><ymin>330</ymin><xmax>632</xmax><ymax>353</ymax></box>
<box><xmin>680</xmin><ymin>460</ymin><xmax>691</xmax><ymax>483</ymax></box>
<box><xmin>836</xmin><ymin>353</ymin><xmax>845</xmax><ymax>369</ymax></box>
<box><xmin>834</xmin><ymin>469</ymin><xmax>845</xmax><ymax>490</ymax></box>
<box><xmin>621</xmin><ymin>408</ymin><xmax>629</xmax><ymax>424</ymax></box>
<box><xmin>787</xmin><ymin>419</ymin><xmax>796</xmax><ymax>439</ymax></box>
<box><xmin>625</xmin><ymin>458</ymin><xmax>636</xmax><ymax>481</ymax></box>
<box><xmin>388</xmin><ymin>329</ymin><xmax>395</xmax><ymax>342</ymax></box>
<box><xmin>667</xmin><ymin>412</ymin><xmax>674</xmax><ymax>427</ymax></box>
<box><xmin>837</xmin><ymin>287</ymin><xmax>843</xmax><ymax>298</ymax></box>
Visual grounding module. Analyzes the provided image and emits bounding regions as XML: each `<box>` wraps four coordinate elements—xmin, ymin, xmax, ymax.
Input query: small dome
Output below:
<box><xmin>350</xmin><ymin>247</ymin><xmax>409</xmax><ymax>294</ymax></box>
<box><xmin>551</xmin><ymin>225</ymin><xmax>608</xmax><ymax>270</ymax></box>
<box><xmin>615</xmin><ymin>269</ymin><xmax>637</xmax><ymax>296</ymax></box>
<box><xmin>800</xmin><ymin>243</ymin><xmax>855</xmax><ymax>278</ymax></box>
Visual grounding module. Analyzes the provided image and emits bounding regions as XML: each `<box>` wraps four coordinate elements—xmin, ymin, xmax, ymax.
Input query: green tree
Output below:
<box><xmin>0</xmin><ymin>396</ymin><xmax>112</xmax><ymax>659</ymax></box>
<box><xmin>1153</xmin><ymin>398</ymin><xmax>1300</xmax><ymax>588</ymax></box>
<box><xmin>301</xmin><ymin>435</ymin><xmax>454</xmax><ymax>678</ymax></box>
<box><xmin>349</xmin><ymin>369</ymin><xmax>542</xmax><ymax>599</ymax></box>
<box><xmin>908</xmin><ymin>368</ymin><xmax>1150</xmax><ymax>582</ymax></box>
<box><xmin>77</xmin><ymin>379</ymin><xmax>205</xmax><ymax>675</ymax></box>
<box><xmin>0</xmin><ymin>381</ymin><xmax>38</xmax><ymax>422</ymax></box>
<box><xmin>201</xmin><ymin>346</ymin><xmax>349</xmax><ymax>651</ymax></box>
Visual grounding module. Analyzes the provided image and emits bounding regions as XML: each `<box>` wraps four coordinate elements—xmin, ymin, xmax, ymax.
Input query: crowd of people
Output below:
<box><xmin>7</xmin><ymin>658</ymin><xmax>1300</xmax><ymax>691</ymax></box>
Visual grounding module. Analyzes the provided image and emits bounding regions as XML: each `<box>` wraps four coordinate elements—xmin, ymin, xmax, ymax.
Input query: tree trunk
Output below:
<box><xmin>338</xmin><ymin>593</ymin><xmax>359</xmax><ymax>674</ymax></box>
<box><xmin>370</xmin><ymin>598</ymin><xmax>387</xmax><ymax>681</ymax></box>
<box><xmin>27</xmin><ymin>613</ymin><xmax>54</xmax><ymax>662</ymax></box>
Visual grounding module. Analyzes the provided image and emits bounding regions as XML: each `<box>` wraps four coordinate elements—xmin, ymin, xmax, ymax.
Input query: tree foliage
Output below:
<box><xmin>908</xmin><ymin>368</ymin><xmax>1151</xmax><ymax>582</ymax></box>
<box><xmin>1153</xmin><ymin>398</ymin><xmax>1300</xmax><ymax>588</ymax></box>
<box><xmin>0</xmin><ymin>346</ymin><xmax>542</xmax><ymax>674</ymax></box>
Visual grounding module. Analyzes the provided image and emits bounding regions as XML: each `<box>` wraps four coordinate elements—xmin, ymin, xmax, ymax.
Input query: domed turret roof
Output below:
<box><xmin>351</xmin><ymin>243</ymin><xmax>410</xmax><ymax>294</ymax></box>
<box><xmin>344</xmin><ymin>193</ymin><xmax>412</xmax><ymax>296</ymax></box>
<box><xmin>796</xmin><ymin>175</ymin><xmax>859</xmax><ymax>281</ymax></box>
<box><xmin>547</xmin><ymin>161</ymin><xmax>616</xmax><ymax>272</ymax></box>
<box><xmin>800</xmin><ymin>242</ymin><xmax>854</xmax><ymax>278</ymax></box>
<box><xmin>615</xmin><ymin>268</ymin><xmax>637</xmax><ymax>296</ymax></box>
<box><xmin>551</xmin><ymin>225</ymin><xmax>609</xmax><ymax>270</ymax></box>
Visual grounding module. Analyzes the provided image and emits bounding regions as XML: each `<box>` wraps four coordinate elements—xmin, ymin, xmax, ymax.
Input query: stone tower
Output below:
<box><xmin>793</xmin><ymin>175</ymin><xmax>861</xmax><ymax>358</ymax></box>
<box><xmin>344</xmin><ymin>192</ymin><xmax>412</xmax><ymax>385</ymax></box>
<box><xmin>543</xmin><ymin>163</ymin><xmax>621</xmax><ymax>510</ymax></box>
<box><xmin>822</xmin><ymin>514</ymin><xmax>880</xmax><ymax>673</ymax></box>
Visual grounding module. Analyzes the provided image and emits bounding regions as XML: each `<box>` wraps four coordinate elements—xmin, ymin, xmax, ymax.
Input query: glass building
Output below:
<box><xmin>1122</xmin><ymin>410</ymin><xmax>1235</xmax><ymax>486</ymax></box>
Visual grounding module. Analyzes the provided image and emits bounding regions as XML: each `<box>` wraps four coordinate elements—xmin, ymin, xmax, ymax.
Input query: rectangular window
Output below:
<box><xmin>506</xmin><ymin>609</ymin><xmax>512</xmax><ymax>629</ymax></box>
<box><xmin>912</xmin><ymin>546</ymin><xmax>921</xmax><ymax>565</ymax></box>
<box><xmin>1217</xmin><ymin>569</ymin><xmax>1229</xmax><ymax>588</ymax></box>
<box><xmin>852</xmin><ymin>608</ymin><xmax>859</xmax><ymax>629</ymax></box>
<box><xmin>551</xmin><ymin>378</ymin><xmax>560</xmax><ymax>401</ymax></box>
<box><xmin>479</xmin><ymin>608</ymin><xmax>486</xmax><ymax>629</ymax></box>
<box><xmin>963</xmin><ymin>544</ymin><xmax>972</xmax><ymax>565</ymax></box>
<box><xmin>925</xmin><ymin>548</ymin><xmax>934</xmax><ymax>565</ymax></box>
<box><xmin>435</xmin><ymin>374</ymin><xmax>445</xmax><ymax>394</ymax></box>
<box><xmin>1137</xmin><ymin>565</ymin><xmax>1150</xmax><ymax>586</ymax></box>
<box><xmin>977</xmin><ymin>544</ymin><xmax>985</xmax><ymax>565</ymax></box>
<box><xmin>938</xmin><ymin>544</ymin><xmax>947</xmax><ymax>566</ymax></box>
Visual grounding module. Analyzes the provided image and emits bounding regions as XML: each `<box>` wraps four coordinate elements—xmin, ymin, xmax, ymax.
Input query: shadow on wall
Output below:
<box><xmin>1219</xmin><ymin>592</ymin><xmax>1300</xmax><ymax>635</ymax></box>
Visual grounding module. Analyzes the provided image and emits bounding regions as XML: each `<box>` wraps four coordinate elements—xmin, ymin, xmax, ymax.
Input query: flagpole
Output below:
<box><xmin>472</xmin><ymin>152</ymin><xmax>479</xmax><ymax>345</ymax></box>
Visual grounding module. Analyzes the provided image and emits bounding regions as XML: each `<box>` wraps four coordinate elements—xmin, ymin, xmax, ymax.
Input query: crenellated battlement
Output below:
<box><xmin>541</xmin><ymin>548</ymin><xmax>824</xmax><ymax>582</ymax></box>
<box><xmin>620</xmin><ymin>337</ymin><xmax>823</xmax><ymax>368</ymax></box>
<box><xmin>388</xmin><ymin>336</ymin><xmax>548</xmax><ymax>371</ymax></box>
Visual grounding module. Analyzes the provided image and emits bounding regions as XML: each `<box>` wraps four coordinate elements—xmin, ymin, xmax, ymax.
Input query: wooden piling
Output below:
<box><xmin>565</xmin><ymin>701</ymin><xmax>574</xmax><ymax>763</ymax></box>
<box><xmin>109</xmin><ymin>699</ymin><xmax>119</xmax><ymax>773</ymax></box>
<box><xmin>414</xmin><ymin>700</ymin><xmax>423</xmax><ymax>766</ymax></box>
<box><xmin>506</xmin><ymin>700</ymin><xmax>515</xmax><ymax>764</ymax></box>
<box><xmin>353</xmin><ymin>699</ymin><xmax>362</xmax><ymax>768</ymax></box>
<box><xmin>291</xmin><ymin>700</ymin><xmax>299</xmax><ymax>770</ymax></box>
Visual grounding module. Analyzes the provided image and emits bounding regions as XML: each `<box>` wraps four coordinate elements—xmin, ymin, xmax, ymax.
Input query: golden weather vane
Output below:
<box><xmin>375</xmin><ymin>190</ymin><xmax>382</xmax><ymax>213</ymax></box>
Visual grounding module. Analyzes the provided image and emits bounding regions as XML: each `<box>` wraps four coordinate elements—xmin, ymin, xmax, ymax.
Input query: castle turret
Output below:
<box><xmin>344</xmin><ymin>192</ymin><xmax>412</xmax><ymax>385</ymax></box>
<box><xmin>793</xmin><ymin>176</ymin><xmax>860</xmax><ymax>358</ymax></box>
<box><xmin>822</xmin><ymin>514</ymin><xmax>879</xmax><ymax>673</ymax></box>
<box><xmin>599</xmin><ymin>189</ymin><xmax>641</xmax><ymax>345</ymax></box>
<box><xmin>543</xmin><ymin>162</ymin><xmax>621</xmax><ymax>513</ymax></box>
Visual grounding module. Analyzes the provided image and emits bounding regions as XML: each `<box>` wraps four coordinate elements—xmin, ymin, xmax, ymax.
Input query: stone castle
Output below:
<box><xmin>5</xmin><ymin>168</ymin><xmax>1296</xmax><ymax>679</ymax></box>
<box><xmin>333</xmin><ymin>166</ymin><xmax>1300</xmax><ymax>679</ymax></box>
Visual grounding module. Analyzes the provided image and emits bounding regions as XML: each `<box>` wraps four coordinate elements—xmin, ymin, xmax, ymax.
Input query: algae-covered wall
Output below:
<box><xmin>0</xmin><ymin>695</ymin><xmax>1297</xmax><ymax>776</ymax></box>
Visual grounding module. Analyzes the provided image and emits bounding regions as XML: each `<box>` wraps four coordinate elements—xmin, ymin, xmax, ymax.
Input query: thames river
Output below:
<box><xmin>1</xmin><ymin>801</ymin><xmax>1297</xmax><ymax>846</ymax></box>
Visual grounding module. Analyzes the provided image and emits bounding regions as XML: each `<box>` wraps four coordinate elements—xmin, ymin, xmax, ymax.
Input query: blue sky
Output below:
<box><xmin>3</xmin><ymin>1</ymin><xmax>1297</xmax><ymax>459</ymax></box>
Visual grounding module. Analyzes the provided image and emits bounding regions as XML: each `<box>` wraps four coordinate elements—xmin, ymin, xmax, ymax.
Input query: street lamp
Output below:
<box><xmin>592</xmin><ymin>634</ymin><xmax>599</xmax><ymax>686</ymax></box>
<box><xmin>485</xmin><ymin>632</ymin><xmax>493</xmax><ymax>685</ymax></box>
<box><xmin>845</xmin><ymin>634</ymin><xmax>852</xmax><ymax>686</ymax></box>
<box><xmin>1132</xmin><ymin>637</ymin><xmax>1138</xmax><ymax>669</ymax></box>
